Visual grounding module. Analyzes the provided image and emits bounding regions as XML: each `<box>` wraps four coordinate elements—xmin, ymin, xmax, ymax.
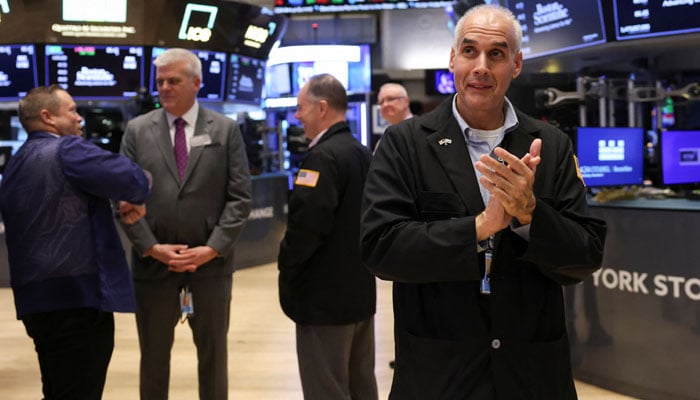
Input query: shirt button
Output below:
<box><xmin>491</xmin><ymin>339</ymin><xmax>501</xmax><ymax>349</ymax></box>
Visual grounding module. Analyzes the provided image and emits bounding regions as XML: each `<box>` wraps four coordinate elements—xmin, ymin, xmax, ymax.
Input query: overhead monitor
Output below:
<box><xmin>0</xmin><ymin>0</ymin><xmax>145</xmax><ymax>45</ymax></box>
<box><xmin>504</xmin><ymin>0</ymin><xmax>607</xmax><ymax>59</ymax></box>
<box><xmin>660</xmin><ymin>130</ymin><xmax>700</xmax><ymax>187</ymax></box>
<box><xmin>613</xmin><ymin>0</ymin><xmax>700</xmax><ymax>40</ymax></box>
<box><xmin>0</xmin><ymin>44</ymin><xmax>38</xmax><ymax>101</ymax></box>
<box><xmin>576</xmin><ymin>126</ymin><xmax>645</xmax><ymax>187</ymax></box>
<box><xmin>45</xmin><ymin>44</ymin><xmax>145</xmax><ymax>100</ymax></box>
<box><xmin>149</xmin><ymin>47</ymin><xmax>227</xmax><ymax>101</ymax></box>
<box><xmin>227</xmin><ymin>54</ymin><xmax>266</xmax><ymax>105</ymax></box>
<box><xmin>267</xmin><ymin>44</ymin><xmax>371</xmax><ymax>98</ymax></box>
<box><xmin>264</xmin><ymin>63</ymin><xmax>292</xmax><ymax>99</ymax></box>
<box><xmin>151</xmin><ymin>0</ymin><xmax>287</xmax><ymax>59</ymax></box>
<box><xmin>425</xmin><ymin>69</ymin><xmax>455</xmax><ymax>95</ymax></box>
<box><xmin>273</xmin><ymin>0</ymin><xmax>453</xmax><ymax>13</ymax></box>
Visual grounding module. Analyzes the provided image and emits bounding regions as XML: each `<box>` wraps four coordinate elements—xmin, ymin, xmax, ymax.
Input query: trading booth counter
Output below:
<box><xmin>0</xmin><ymin>172</ymin><xmax>290</xmax><ymax>287</ymax></box>
<box><xmin>571</xmin><ymin>198</ymin><xmax>700</xmax><ymax>400</ymax></box>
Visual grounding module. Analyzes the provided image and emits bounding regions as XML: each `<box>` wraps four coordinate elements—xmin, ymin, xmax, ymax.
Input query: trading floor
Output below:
<box><xmin>0</xmin><ymin>263</ymin><xmax>636</xmax><ymax>399</ymax></box>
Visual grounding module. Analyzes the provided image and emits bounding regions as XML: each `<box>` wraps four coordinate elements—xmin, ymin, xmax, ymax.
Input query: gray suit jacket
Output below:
<box><xmin>120</xmin><ymin>106</ymin><xmax>252</xmax><ymax>280</ymax></box>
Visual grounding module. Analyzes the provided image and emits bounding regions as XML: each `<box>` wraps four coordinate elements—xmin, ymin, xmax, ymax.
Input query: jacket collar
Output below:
<box><xmin>420</xmin><ymin>97</ymin><xmax>538</xmax><ymax>214</ymax></box>
<box><xmin>311</xmin><ymin>121</ymin><xmax>351</xmax><ymax>148</ymax></box>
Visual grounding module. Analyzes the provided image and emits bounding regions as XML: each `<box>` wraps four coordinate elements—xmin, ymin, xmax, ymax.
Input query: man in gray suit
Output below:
<box><xmin>119</xmin><ymin>48</ymin><xmax>252</xmax><ymax>400</ymax></box>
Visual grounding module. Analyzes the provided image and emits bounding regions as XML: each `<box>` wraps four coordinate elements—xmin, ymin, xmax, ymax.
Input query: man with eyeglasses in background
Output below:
<box><xmin>375</xmin><ymin>83</ymin><xmax>415</xmax><ymax>153</ymax></box>
<box><xmin>377</xmin><ymin>82</ymin><xmax>414</xmax><ymax>127</ymax></box>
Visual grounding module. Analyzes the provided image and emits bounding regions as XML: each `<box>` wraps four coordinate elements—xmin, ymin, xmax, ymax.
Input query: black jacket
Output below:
<box><xmin>360</xmin><ymin>98</ymin><xmax>607</xmax><ymax>399</ymax></box>
<box><xmin>279</xmin><ymin>121</ymin><xmax>376</xmax><ymax>325</ymax></box>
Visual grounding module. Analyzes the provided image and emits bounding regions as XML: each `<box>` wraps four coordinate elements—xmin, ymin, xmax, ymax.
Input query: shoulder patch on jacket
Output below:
<box><xmin>295</xmin><ymin>169</ymin><xmax>320</xmax><ymax>187</ymax></box>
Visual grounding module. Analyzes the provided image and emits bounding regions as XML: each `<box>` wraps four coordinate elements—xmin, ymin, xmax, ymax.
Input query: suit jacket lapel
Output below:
<box><xmin>152</xmin><ymin>111</ymin><xmax>181</xmax><ymax>183</ymax></box>
<box><xmin>181</xmin><ymin>107</ymin><xmax>213</xmax><ymax>184</ymax></box>
<box><xmin>423</xmin><ymin>99</ymin><xmax>485</xmax><ymax>215</ymax></box>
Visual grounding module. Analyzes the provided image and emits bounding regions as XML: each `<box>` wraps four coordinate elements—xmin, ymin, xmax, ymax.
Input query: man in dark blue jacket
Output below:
<box><xmin>278</xmin><ymin>73</ymin><xmax>378</xmax><ymax>399</ymax></box>
<box><xmin>0</xmin><ymin>85</ymin><xmax>151</xmax><ymax>399</ymax></box>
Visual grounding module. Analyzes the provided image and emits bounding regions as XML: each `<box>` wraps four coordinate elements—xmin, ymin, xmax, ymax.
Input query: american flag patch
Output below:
<box><xmin>295</xmin><ymin>169</ymin><xmax>320</xmax><ymax>187</ymax></box>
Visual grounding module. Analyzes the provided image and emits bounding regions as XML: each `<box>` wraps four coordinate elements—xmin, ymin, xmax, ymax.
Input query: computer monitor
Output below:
<box><xmin>227</xmin><ymin>54</ymin><xmax>266</xmax><ymax>105</ymax></box>
<box><xmin>45</xmin><ymin>44</ymin><xmax>145</xmax><ymax>100</ymax></box>
<box><xmin>0</xmin><ymin>44</ymin><xmax>39</xmax><ymax>101</ymax></box>
<box><xmin>576</xmin><ymin>127</ymin><xmax>645</xmax><ymax>187</ymax></box>
<box><xmin>660</xmin><ymin>130</ymin><xmax>700</xmax><ymax>187</ymax></box>
<box><xmin>425</xmin><ymin>69</ymin><xmax>455</xmax><ymax>95</ymax></box>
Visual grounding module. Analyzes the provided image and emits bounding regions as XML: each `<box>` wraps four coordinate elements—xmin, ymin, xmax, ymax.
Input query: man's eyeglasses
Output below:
<box><xmin>378</xmin><ymin>96</ymin><xmax>405</xmax><ymax>106</ymax></box>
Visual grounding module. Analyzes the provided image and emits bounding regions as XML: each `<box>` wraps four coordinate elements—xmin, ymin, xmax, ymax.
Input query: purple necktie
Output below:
<box><xmin>173</xmin><ymin>117</ymin><xmax>188</xmax><ymax>181</ymax></box>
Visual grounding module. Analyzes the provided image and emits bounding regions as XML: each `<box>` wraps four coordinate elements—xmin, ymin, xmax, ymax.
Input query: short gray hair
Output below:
<box><xmin>153</xmin><ymin>48</ymin><xmax>202</xmax><ymax>80</ymax></box>
<box><xmin>453</xmin><ymin>4</ymin><xmax>522</xmax><ymax>54</ymax></box>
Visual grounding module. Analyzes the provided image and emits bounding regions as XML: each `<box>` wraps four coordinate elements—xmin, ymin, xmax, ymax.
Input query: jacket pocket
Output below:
<box><xmin>417</xmin><ymin>191</ymin><xmax>465</xmax><ymax>221</ymax></box>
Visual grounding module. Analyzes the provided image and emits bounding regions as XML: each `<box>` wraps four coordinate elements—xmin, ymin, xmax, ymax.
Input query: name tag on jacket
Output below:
<box><xmin>191</xmin><ymin>134</ymin><xmax>212</xmax><ymax>147</ymax></box>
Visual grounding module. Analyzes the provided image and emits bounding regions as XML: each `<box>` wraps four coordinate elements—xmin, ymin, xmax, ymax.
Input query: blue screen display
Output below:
<box><xmin>614</xmin><ymin>0</ymin><xmax>700</xmax><ymax>40</ymax></box>
<box><xmin>576</xmin><ymin>127</ymin><xmax>644</xmax><ymax>187</ymax></box>
<box><xmin>0</xmin><ymin>45</ymin><xmax>38</xmax><ymax>101</ymax></box>
<box><xmin>660</xmin><ymin>130</ymin><xmax>700</xmax><ymax>186</ymax></box>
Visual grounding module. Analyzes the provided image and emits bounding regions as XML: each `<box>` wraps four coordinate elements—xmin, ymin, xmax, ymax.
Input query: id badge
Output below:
<box><xmin>180</xmin><ymin>287</ymin><xmax>194</xmax><ymax>319</ymax></box>
<box><xmin>480</xmin><ymin>250</ymin><xmax>492</xmax><ymax>295</ymax></box>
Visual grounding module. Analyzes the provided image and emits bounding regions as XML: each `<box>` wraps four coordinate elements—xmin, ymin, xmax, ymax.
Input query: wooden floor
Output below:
<box><xmin>0</xmin><ymin>262</ymin><xmax>637</xmax><ymax>399</ymax></box>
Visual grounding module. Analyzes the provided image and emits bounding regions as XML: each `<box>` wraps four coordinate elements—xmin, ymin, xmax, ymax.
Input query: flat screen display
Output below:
<box><xmin>425</xmin><ymin>69</ymin><xmax>455</xmax><ymax>95</ymax></box>
<box><xmin>274</xmin><ymin>0</ymin><xmax>453</xmax><ymax>13</ymax></box>
<box><xmin>614</xmin><ymin>0</ymin><xmax>700</xmax><ymax>40</ymax></box>
<box><xmin>504</xmin><ymin>0</ymin><xmax>607</xmax><ymax>59</ymax></box>
<box><xmin>150</xmin><ymin>0</ymin><xmax>287</xmax><ymax>59</ymax></box>
<box><xmin>0</xmin><ymin>45</ymin><xmax>38</xmax><ymax>101</ymax></box>
<box><xmin>149</xmin><ymin>47</ymin><xmax>227</xmax><ymax>101</ymax></box>
<box><xmin>660</xmin><ymin>130</ymin><xmax>700</xmax><ymax>186</ymax></box>
<box><xmin>45</xmin><ymin>44</ymin><xmax>144</xmax><ymax>100</ymax></box>
<box><xmin>0</xmin><ymin>0</ymin><xmax>146</xmax><ymax>45</ymax></box>
<box><xmin>576</xmin><ymin>127</ymin><xmax>645</xmax><ymax>187</ymax></box>
<box><xmin>227</xmin><ymin>54</ymin><xmax>266</xmax><ymax>105</ymax></box>
<box><xmin>264</xmin><ymin>63</ymin><xmax>292</xmax><ymax>99</ymax></box>
<box><xmin>268</xmin><ymin>44</ymin><xmax>371</xmax><ymax>98</ymax></box>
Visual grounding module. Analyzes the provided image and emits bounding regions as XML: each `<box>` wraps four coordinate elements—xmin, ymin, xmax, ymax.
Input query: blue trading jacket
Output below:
<box><xmin>0</xmin><ymin>132</ymin><xmax>150</xmax><ymax>318</ymax></box>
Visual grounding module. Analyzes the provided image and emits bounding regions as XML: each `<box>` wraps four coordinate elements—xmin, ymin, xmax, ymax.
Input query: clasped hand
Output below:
<box><xmin>145</xmin><ymin>244</ymin><xmax>219</xmax><ymax>273</ymax></box>
<box><xmin>474</xmin><ymin>138</ymin><xmax>542</xmax><ymax>239</ymax></box>
<box><xmin>118</xmin><ymin>201</ymin><xmax>146</xmax><ymax>225</ymax></box>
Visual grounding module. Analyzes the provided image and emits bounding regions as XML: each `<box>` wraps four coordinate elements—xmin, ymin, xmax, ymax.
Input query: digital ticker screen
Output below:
<box><xmin>504</xmin><ymin>0</ymin><xmax>607</xmax><ymax>59</ymax></box>
<box><xmin>614</xmin><ymin>0</ymin><xmax>700</xmax><ymax>40</ymax></box>
<box><xmin>0</xmin><ymin>45</ymin><xmax>39</xmax><ymax>101</ymax></box>
<box><xmin>45</xmin><ymin>44</ymin><xmax>144</xmax><ymax>100</ymax></box>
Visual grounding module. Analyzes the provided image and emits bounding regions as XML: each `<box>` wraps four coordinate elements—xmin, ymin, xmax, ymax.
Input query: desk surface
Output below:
<box><xmin>588</xmin><ymin>197</ymin><xmax>700</xmax><ymax>211</ymax></box>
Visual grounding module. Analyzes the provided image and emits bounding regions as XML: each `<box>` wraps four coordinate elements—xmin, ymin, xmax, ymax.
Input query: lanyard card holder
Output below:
<box><xmin>480</xmin><ymin>235</ymin><xmax>494</xmax><ymax>295</ymax></box>
<box><xmin>179</xmin><ymin>284</ymin><xmax>194</xmax><ymax>323</ymax></box>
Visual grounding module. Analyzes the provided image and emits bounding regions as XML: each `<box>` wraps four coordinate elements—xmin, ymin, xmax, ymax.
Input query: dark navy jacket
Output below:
<box><xmin>0</xmin><ymin>132</ymin><xmax>150</xmax><ymax>318</ymax></box>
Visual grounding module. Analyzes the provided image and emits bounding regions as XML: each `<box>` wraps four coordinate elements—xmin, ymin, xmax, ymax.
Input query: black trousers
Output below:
<box><xmin>22</xmin><ymin>308</ymin><xmax>115</xmax><ymax>400</ymax></box>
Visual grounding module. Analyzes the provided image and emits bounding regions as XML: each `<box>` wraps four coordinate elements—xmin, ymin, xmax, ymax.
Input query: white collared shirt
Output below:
<box><xmin>166</xmin><ymin>101</ymin><xmax>200</xmax><ymax>154</ymax></box>
<box><xmin>308</xmin><ymin>128</ymin><xmax>328</xmax><ymax>149</ymax></box>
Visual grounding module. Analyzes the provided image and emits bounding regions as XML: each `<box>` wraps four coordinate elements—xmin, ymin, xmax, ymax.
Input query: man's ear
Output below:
<box><xmin>317</xmin><ymin>99</ymin><xmax>328</xmax><ymax>116</ymax></box>
<box><xmin>39</xmin><ymin>109</ymin><xmax>54</xmax><ymax>127</ymax></box>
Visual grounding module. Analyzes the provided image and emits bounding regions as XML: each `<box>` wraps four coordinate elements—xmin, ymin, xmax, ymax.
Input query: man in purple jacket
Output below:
<box><xmin>0</xmin><ymin>85</ymin><xmax>151</xmax><ymax>399</ymax></box>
